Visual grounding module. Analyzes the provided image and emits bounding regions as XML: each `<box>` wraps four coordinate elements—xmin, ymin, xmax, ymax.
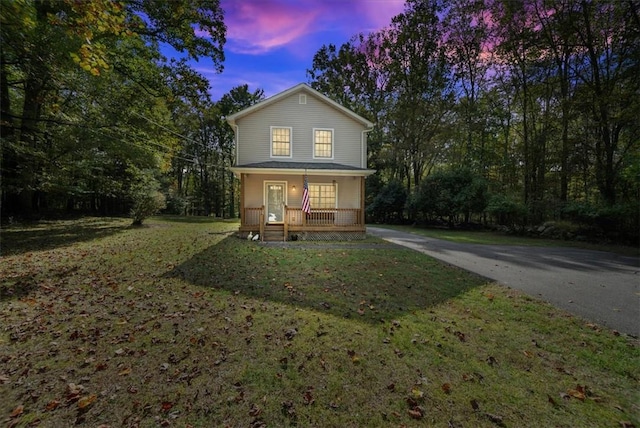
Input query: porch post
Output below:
<box><xmin>360</xmin><ymin>176</ymin><xmax>365</xmax><ymax>226</ymax></box>
<box><xmin>240</xmin><ymin>173</ymin><xmax>246</xmax><ymax>226</ymax></box>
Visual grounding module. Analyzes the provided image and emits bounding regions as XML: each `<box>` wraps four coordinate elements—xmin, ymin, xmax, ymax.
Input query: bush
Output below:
<box><xmin>415</xmin><ymin>169</ymin><xmax>487</xmax><ymax>225</ymax></box>
<box><xmin>131</xmin><ymin>190</ymin><xmax>166</xmax><ymax>226</ymax></box>
<box><xmin>366</xmin><ymin>180</ymin><xmax>407</xmax><ymax>223</ymax></box>
<box><xmin>128</xmin><ymin>169</ymin><xmax>166</xmax><ymax>226</ymax></box>
<box><xmin>163</xmin><ymin>193</ymin><xmax>187</xmax><ymax>215</ymax></box>
<box><xmin>485</xmin><ymin>193</ymin><xmax>527</xmax><ymax>228</ymax></box>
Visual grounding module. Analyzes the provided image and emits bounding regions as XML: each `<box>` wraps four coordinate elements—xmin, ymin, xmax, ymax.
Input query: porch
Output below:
<box><xmin>240</xmin><ymin>206</ymin><xmax>366</xmax><ymax>241</ymax></box>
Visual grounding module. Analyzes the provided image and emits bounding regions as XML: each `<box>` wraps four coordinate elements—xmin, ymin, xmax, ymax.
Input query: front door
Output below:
<box><xmin>265</xmin><ymin>182</ymin><xmax>286</xmax><ymax>223</ymax></box>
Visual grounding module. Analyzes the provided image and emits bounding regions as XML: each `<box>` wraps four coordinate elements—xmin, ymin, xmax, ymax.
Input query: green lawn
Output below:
<box><xmin>1</xmin><ymin>217</ymin><xmax>638</xmax><ymax>427</ymax></box>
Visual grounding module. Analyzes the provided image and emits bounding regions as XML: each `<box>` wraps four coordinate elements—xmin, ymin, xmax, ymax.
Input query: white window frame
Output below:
<box><xmin>312</xmin><ymin>128</ymin><xmax>334</xmax><ymax>160</ymax></box>
<box><xmin>270</xmin><ymin>126</ymin><xmax>293</xmax><ymax>158</ymax></box>
<box><xmin>308</xmin><ymin>182</ymin><xmax>337</xmax><ymax>209</ymax></box>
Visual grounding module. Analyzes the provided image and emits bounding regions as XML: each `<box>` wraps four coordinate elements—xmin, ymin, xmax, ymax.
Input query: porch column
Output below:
<box><xmin>240</xmin><ymin>173</ymin><xmax>245</xmax><ymax>226</ymax></box>
<box><xmin>360</xmin><ymin>176</ymin><xmax>365</xmax><ymax>226</ymax></box>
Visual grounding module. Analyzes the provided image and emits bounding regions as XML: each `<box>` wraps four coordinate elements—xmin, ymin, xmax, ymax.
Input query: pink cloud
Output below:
<box><xmin>354</xmin><ymin>0</ymin><xmax>405</xmax><ymax>32</ymax></box>
<box><xmin>223</xmin><ymin>0</ymin><xmax>319</xmax><ymax>54</ymax></box>
<box><xmin>221</xmin><ymin>0</ymin><xmax>405</xmax><ymax>55</ymax></box>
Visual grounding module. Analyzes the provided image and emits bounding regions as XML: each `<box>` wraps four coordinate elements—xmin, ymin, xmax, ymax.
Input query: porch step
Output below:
<box><xmin>262</xmin><ymin>225</ymin><xmax>285</xmax><ymax>242</ymax></box>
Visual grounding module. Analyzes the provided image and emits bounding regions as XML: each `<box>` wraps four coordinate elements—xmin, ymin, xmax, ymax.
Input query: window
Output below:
<box><xmin>313</xmin><ymin>129</ymin><xmax>333</xmax><ymax>159</ymax></box>
<box><xmin>309</xmin><ymin>183</ymin><xmax>336</xmax><ymax>209</ymax></box>
<box><xmin>271</xmin><ymin>127</ymin><xmax>292</xmax><ymax>157</ymax></box>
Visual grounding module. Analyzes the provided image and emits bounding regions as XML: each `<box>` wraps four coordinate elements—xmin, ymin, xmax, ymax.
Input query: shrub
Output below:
<box><xmin>366</xmin><ymin>180</ymin><xmax>407</xmax><ymax>223</ymax></box>
<box><xmin>415</xmin><ymin>169</ymin><xmax>488</xmax><ymax>225</ymax></box>
<box><xmin>485</xmin><ymin>193</ymin><xmax>527</xmax><ymax>228</ymax></box>
<box><xmin>128</xmin><ymin>169</ymin><xmax>166</xmax><ymax>226</ymax></box>
<box><xmin>131</xmin><ymin>190</ymin><xmax>166</xmax><ymax>226</ymax></box>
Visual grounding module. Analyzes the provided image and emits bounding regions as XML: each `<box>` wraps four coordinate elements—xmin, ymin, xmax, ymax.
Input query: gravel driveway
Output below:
<box><xmin>367</xmin><ymin>227</ymin><xmax>640</xmax><ymax>337</ymax></box>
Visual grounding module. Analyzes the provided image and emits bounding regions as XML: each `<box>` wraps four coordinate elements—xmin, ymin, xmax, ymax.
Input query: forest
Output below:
<box><xmin>1</xmin><ymin>0</ymin><xmax>639</xmax><ymax>244</ymax></box>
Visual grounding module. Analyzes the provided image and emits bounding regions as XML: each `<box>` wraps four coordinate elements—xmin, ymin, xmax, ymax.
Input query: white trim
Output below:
<box><xmin>270</xmin><ymin>126</ymin><xmax>293</xmax><ymax>158</ymax></box>
<box><xmin>231</xmin><ymin>166</ymin><xmax>375</xmax><ymax>178</ymax></box>
<box><xmin>312</xmin><ymin>128</ymin><xmax>334</xmax><ymax>160</ymax></box>
<box><xmin>299</xmin><ymin>94</ymin><xmax>307</xmax><ymax>104</ymax></box>
<box><xmin>361</xmin><ymin>128</ymin><xmax>373</xmax><ymax>169</ymax></box>
<box><xmin>264</xmin><ymin>181</ymin><xmax>288</xmax><ymax>223</ymax></box>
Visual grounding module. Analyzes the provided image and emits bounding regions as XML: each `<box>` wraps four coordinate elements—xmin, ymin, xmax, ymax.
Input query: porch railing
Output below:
<box><xmin>243</xmin><ymin>206</ymin><xmax>362</xmax><ymax>229</ymax></box>
<box><xmin>244</xmin><ymin>207</ymin><xmax>263</xmax><ymax>227</ymax></box>
<box><xmin>286</xmin><ymin>207</ymin><xmax>362</xmax><ymax>227</ymax></box>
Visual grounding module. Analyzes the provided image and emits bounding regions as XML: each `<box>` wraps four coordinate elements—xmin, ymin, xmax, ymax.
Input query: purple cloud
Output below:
<box><xmin>196</xmin><ymin>0</ymin><xmax>406</xmax><ymax>99</ymax></box>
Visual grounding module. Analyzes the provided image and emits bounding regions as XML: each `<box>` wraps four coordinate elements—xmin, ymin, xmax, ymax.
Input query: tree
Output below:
<box><xmin>385</xmin><ymin>0</ymin><xmax>455</xmax><ymax>191</ymax></box>
<box><xmin>415</xmin><ymin>169</ymin><xmax>487</xmax><ymax>226</ymax></box>
<box><xmin>1</xmin><ymin>0</ymin><xmax>226</xmax><ymax>217</ymax></box>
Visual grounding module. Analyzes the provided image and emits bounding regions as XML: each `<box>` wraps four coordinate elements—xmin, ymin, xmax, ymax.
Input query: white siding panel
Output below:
<box><xmin>236</xmin><ymin>90</ymin><xmax>365</xmax><ymax>168</ymax></box>
<box><xmin>242</xmin><ymin>174</ymin><xmax>359</xmax><ymax>209</ymax></box>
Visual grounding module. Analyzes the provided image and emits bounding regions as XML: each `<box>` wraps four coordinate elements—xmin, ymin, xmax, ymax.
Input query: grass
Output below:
<box><xmin>1</xmin><ymin>216</ymin><xmax>638</xmax><ymax>427</ymax></box>
<box><xmin>375</xmin><ymin>224</ymin><xmax>639</xmax><ymax>256</ymax></box>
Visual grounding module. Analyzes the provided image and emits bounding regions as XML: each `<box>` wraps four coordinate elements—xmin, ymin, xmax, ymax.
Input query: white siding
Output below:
<box><xmin>243</xmin><ymin>174</ymin><xmax>360</xmax><ymax>209</ymax></box>
<box><xmin>236</xmin><ymin>90</ymin><xmax>366</xmax><ymax>168</ymax></box>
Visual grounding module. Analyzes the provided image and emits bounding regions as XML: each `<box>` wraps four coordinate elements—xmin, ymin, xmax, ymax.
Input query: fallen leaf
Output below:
<box><xmin>441</xmin><ymin>383</ymin><xmax>452</xmax><ymax>394</ymax></box>
<box><xmin>77</xmin><ymin>394</ymin><xmax>96</xmax><ymax>409</ymax></box>
<box><xmin>303</xmin><ymin>388</ymin><xmax>315</xmax><ymax>405</ymax></box>
<box><xmin>485</xmin><ymin>412</ymin><xmax>504</xmax><ymax>425</ymax></box>
<box><xmin>470</xmin><ymin>399</ymin><xmax>480</xmax><ymax>411</ymax></box>
<box><xmin>45</xmin><ymin>400</ymin><xmax>61</xmax><ymax>411</ymax></box>
<box><xmin>408</xmin><ymin>406</ymin><xmax>424</xmax><ymax>419</ymax></box>
<box><xmin>249</xmin><ymin>403</ymin><xmax>262</xmax><ymax>417</ymax></box>
<box><xmin>119</xmin><ymin>367</ymin><xmax>132</xmax><ymax>376</ymax></box>
<box><xmin>411</xmin><ymin>387</ymin><xmax>424</xmax><ymax>399</ymax></box>
<box><xmin>567</xmin><ymin>385</ymin><xmax>586</xmax><ymax>401</ymax></box>
<box><xmin>161</xmin><ymin>401</ymin><xmax>173</xmax><ymax>412</ymax></box>
<box><xmin>10</xmin><ymin>405</ymin><xmax>24</xmax><ymax>418</ymax></box>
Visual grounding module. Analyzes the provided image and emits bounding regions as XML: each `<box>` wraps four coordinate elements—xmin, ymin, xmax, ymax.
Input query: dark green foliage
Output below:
<box><xmin>485</xmin><ymin>193</ymin><xmax>527</xmax><ymax>228</ymax></box>
<box><xmin>129</xmin><ymin>170</ymin><xmax>166</xmax><ymax>226</ymax></box>
<box><xmin>366</xmin><ymin>180</ymin><xmax>407</xmax><ymax>223</ymax></box>
<box><xmin>415</xmin><ymin>169</ymin><xmax>487</xmax><ymax>225</ymax></box>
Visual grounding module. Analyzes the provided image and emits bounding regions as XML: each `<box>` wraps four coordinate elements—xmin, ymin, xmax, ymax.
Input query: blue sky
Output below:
<box><xmin>190</xmin><ymin>0</ymin><xmax>406</xmax><ymax>100</ymax></box>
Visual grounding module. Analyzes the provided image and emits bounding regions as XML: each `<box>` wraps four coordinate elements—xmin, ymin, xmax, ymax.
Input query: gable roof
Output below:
<box><xmin>225</xmin><ymin>83</ymin><xmax>374</xmax><ymax>128</ymax></box>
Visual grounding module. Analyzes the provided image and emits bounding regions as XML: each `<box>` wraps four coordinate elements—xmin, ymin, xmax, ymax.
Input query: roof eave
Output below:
<box><xmin>230</xmin><ymin>166</ymin><xmax>376</xmax><ymax>178</ymax></box>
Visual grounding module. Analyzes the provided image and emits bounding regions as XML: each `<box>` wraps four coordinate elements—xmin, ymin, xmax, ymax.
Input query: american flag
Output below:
<box><xmin>301</xmin><ymin>174</ymin><xmax>311</xmax><ymax>214</ymax></box>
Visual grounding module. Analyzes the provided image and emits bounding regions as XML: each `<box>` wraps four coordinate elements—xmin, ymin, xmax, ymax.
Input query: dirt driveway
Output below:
<box><xmin>368</xmin><ymin>227</ymin><xmax>640</xmax><ymax>337</ymax></box>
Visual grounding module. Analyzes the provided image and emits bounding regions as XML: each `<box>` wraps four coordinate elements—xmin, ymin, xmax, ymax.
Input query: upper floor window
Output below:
<box><xmin>313</xmin><ymin>128</ymin><xmax>333</xmax><ymax>159</ymax></box>
<box><xmin>271</xmin><ymin>126</ymin><xmax>292</xmax><ymax>157</ymax></box>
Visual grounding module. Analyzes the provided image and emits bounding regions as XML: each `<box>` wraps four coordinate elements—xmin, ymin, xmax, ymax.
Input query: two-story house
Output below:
<box><xmin>227</xmin><ymin>83</ymin><xmax>375</xmax><ymax>241</ymax></box>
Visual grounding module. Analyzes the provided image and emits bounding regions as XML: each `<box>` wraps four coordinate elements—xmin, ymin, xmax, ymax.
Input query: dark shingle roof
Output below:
<box><xmin>237</xmin><ymin>161</ymin><xmax>368</xmax><ymax>171</ymax></box>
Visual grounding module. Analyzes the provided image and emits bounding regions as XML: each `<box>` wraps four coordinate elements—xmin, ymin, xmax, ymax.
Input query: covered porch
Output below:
<box><xmin>232</xmin><ymin>163</ymin><xmax>374</xmax><ymax>241</ymax></box>
<box><xmin>241</xmin><ymin>205</ymin><xmax>365</xmax><ymax>241</ymax></box>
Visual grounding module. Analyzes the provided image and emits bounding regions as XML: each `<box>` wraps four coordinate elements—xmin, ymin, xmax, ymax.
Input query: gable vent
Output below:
<box><xmin>299</xmin><ymin>94</ymin><xmax>307</xmax><ymax>105</ymax></box>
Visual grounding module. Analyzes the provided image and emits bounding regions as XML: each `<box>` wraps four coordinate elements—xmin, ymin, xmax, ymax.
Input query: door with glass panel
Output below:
<box><xmin>265</xmin><ymin>182</ymin><xmax>286</xmax><ymax>223</ymax></box>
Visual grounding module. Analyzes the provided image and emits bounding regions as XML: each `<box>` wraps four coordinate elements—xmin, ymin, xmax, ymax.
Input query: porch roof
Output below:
<box><xmin>231</xmin><ymin>161</ymin><xmax>376</xmax><ymax>177</ymax></box>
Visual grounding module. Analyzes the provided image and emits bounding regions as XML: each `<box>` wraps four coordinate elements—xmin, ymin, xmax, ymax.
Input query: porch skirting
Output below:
<box><xmin>290</xmin><ymin>231</ymin><xmax>366</xmax><ymax>241</ymax></box>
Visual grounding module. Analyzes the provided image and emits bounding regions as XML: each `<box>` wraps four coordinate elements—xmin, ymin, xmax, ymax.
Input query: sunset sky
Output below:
<box><xmin>195</xmin><ymin>0</ymin><xmax>406</xmax><ymax>100</ymax></box>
